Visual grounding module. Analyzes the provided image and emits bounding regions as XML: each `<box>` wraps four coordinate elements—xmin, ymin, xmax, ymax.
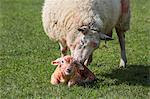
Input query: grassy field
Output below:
<box><xmin>0</xmin><ymin>0</ymin><xmax>150</xmax><ymax>98</ymax></box>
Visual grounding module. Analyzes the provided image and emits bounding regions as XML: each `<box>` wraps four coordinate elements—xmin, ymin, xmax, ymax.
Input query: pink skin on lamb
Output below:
<box><xmin>50</xmin><ymin>55</ymin><xmax>96</xmax><ymax>87</ymax></box>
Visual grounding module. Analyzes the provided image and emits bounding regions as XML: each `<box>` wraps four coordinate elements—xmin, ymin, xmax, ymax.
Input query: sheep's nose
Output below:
<box><xmin>67</xmin><ymin>69</ymin><xmax>71</xmax><ymax>73</ymax></box>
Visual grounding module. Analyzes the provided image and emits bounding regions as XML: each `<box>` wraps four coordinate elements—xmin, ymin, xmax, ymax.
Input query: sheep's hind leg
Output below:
<box><xmin>115</xmin><ymin>0</ymin><xmax>130</xmax><ymax>67</ymax></box>
<box><xmin>116</xmin><ymin>31</ymin><xmax>127</xmax><ymax>67</ymax></box>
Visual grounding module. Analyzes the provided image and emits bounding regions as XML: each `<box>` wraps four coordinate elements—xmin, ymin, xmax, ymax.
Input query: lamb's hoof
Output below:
<box><xmin>119</xmin><ymin>59</ymin><xmax>126</xmax><ymax>68</ymax></box>
<box><xmin>68</xmin><ymin>84</ymin><xmax>71</xmax><ymax>87</ymax></box>
<box><xmin>68</xmin><ymin>81</ymin><xmax>74</xmax><ymax>87</ymax></box>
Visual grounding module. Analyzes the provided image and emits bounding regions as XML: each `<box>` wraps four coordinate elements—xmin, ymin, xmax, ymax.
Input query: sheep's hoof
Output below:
<box><xmin>119</xmin><ymin>59</ymin><xmax>126</xmax><ymax>68</ymax></box>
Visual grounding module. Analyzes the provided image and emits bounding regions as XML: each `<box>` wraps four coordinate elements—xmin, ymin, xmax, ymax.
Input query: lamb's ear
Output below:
<box><xmin>78</xmin><ymin>26</ymin><xmax>89</xmax><ymax>35</ymax></box>
<box><xmin>99</xmin><ymin>32</ymin><xmax>113</xmax><ymax>40</ymax></box>
<box><xmin>51</xmin><ymin>58</ymin><xmax>60</xmax><ymax>66</ymax></box>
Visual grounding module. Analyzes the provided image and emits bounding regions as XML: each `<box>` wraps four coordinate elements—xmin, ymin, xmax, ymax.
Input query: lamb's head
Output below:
<box><xmin>51</xmin><ymin>55</ymin><xmax>84</xmax><ymax>76</ymax></box>
<box><xmin>73</xmin><ymin>26</ymin><xmax>112</xmax><ymax>64</ymax></box>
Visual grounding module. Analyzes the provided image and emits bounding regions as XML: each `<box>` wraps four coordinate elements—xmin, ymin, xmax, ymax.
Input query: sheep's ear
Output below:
<box><xmin>51</xmin><ymin>58</ymin><xmax>60</xmax><ymax>66</ymax></box>
<box><xmin>99</xmin><ymin>32</ymin><xmax>113</xmax><ymax>40</ymax></box>
<box><xmin>78</xmin><ymin>26</ymin><xmax>89</xmax><ymax>35</ymax></box>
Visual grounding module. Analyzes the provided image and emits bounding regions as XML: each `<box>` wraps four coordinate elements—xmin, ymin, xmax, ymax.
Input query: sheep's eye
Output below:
<box><xmin>80</xmin><ymin>39</ymin><xmax>84</xmax><ymax>46</ymax></box>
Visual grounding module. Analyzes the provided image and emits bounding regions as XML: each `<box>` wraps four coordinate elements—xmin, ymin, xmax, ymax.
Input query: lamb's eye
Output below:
<box><xmin>61</xmin><ymin>60</ymin><xmax>64</xmax><ymax>64</ymax></box>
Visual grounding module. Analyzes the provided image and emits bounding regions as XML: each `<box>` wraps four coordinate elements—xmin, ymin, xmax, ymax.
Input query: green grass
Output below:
<box><xmin>0</xmin><ymin>0</ymin><xmax>150</xmax><ymax>98</ymax></box>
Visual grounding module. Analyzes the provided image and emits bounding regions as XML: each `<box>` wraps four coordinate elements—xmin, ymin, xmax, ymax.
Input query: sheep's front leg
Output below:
<box><xmin>59</xmin><ymin>42</ymin><xmax>68</xmax><ymax>57</ymax></box>
<box><xmin>84</xmin><ymin>54</ymin><xmax>93</xmax><ymax>66</ymax></box>
<box><xmin>116</xmin><ymin>32</ymin><xmax>127</xmax><ymax>67</ymax></box>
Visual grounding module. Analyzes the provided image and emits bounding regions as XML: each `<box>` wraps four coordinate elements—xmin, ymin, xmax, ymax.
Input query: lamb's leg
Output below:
<box><xmin>84</xmin><ymin>54</ymin><xmax>93</xmax><ymax>66</ymax></box>
<box><xmin>51</xmin><ymin>75</ymin><xmax>60</xmax><ymax>85</ymax></box>
<box><xmin>68</xmin><ymin>79</ymin><xmax>76</xmax><ymax>87</ymax></box>
<box><xmin>59</xmin><ymin>42</ymin><xmax>68</xmax><ymax>57</ymax></box>
<box><xmin>116</xmin><ymin>31</ymin><xmax>127</xmax><ymax>67</ymax></box>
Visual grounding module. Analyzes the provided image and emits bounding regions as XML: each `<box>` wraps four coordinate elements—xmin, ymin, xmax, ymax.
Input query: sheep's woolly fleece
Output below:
<box><xmin>42</xmin><ymin>0</ymin><xmax>130</xmax><ymax>41</ymax></box>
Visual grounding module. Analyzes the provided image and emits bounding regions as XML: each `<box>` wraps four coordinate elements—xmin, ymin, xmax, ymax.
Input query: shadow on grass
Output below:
<box><xmin>102</xmin><ymin>65</ymin><xmax>150</xmax><ymax>86</ymax></box>
<box><xmin>79</xmin><ymin>65</ymin><xmax>150</xmax><ymax>88</ymax></box>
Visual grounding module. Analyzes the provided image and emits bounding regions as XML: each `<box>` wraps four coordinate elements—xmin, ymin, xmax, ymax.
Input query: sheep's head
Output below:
<box><xmin>73</xmin><ymin>26</ymin><xmax>112</xmax><ymax>64</ymax></box>
<box><xmin>51</xmin><ymin>55</ymin><xmax>84</xmax><ymax>76</ymax></box>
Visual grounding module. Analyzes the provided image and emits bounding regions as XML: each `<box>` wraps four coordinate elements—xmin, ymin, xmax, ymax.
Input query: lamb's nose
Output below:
<box><xmin>67</xmin><ymin>69</ymin><xmax>71</xmax><ymax>73</ymax></box>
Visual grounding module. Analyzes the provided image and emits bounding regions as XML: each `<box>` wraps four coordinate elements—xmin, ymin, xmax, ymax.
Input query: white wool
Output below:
<box><xmin>42</xmin><ymin>0</ymin><xmax>121</xmax><ymax>40</ymax></box>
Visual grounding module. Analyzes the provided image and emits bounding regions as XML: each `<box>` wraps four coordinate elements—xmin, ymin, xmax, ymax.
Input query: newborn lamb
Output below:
<box><xmin>51</xmin><ymin>55</ymin><xmax>96</xmax><ymax>87</ymax></box>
